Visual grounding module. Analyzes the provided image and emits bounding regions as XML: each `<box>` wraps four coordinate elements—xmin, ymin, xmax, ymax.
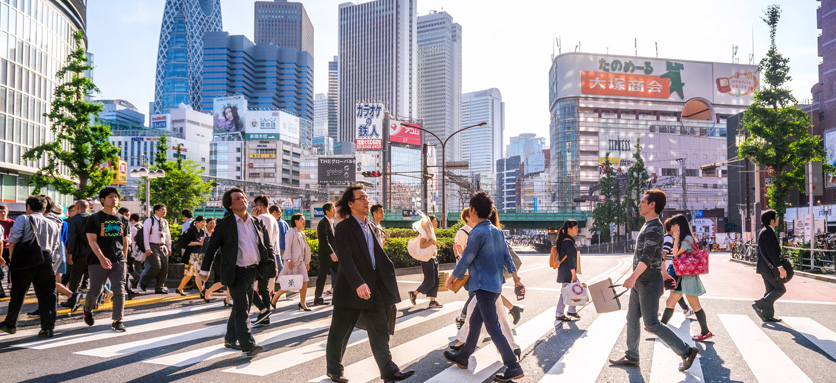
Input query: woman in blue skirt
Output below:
<box><xmin>661</xmin><ymin>214</ymin><xmax>713</xmax><ymax>341</ymax></box>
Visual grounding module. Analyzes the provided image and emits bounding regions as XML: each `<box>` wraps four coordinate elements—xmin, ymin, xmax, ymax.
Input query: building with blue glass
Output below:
<box><xmin>152</xmin><ymin>0</ymin><xmax>222</xmax><ymax>115</ymax></box>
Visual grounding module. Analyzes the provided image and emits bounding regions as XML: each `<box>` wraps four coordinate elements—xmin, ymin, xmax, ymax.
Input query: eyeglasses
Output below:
<box><xmin>353</xmin><ymin>196</ymin><xmax>369</xmax><ymax>202</ymax></box>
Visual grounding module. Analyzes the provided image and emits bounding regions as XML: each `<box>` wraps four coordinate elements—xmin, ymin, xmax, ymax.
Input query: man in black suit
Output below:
<box><xmin>325</xmin><ymin>185</ymin><xmax>414</xmax><ymax>383</ymax></box>
<box><xmin>65</xmin><ymin>199</ymin><xmax>91</xmax><ymax>311</ymax></box>
<box><xmin>314</xmin><ymin>202</ymin><xmax>338</xmax><ymax>306</ymax></box>
<box><xmin>196</xmin><ymin>187</ymin><xmax>276</xmax><ymax>357</ymax></box>
<box><xmin>753</xmin><ymin>209</ymin><xmax>785</xmax><ymax>322</ymax></box>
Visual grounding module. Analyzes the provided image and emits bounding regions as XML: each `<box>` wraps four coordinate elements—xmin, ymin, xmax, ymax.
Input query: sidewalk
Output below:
<box><xmin>728</xmin><ymin>255</ymin><xmax>836</xmax><ymax>284</ymax></box>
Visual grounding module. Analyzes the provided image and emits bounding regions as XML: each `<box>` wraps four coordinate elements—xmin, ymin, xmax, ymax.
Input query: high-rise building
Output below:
<box><xmin>507</xmin><ymin>133</ymin><xmax>547</xmax><ymax>158</ymax></box>
<box><xmin>314</xmin><ymin>93</ymin><xmax>328</xmax><ymax>137</ymax></box>
<box><xmin>496</xmin><ymin>155</ymin><xmax>521</xmax><ymax>212</ymax></box>
<box><xmin>0</xmin><ymin>0</ymin><xmax>88</xmax><ymax>211</ymax></box>
<box><xmin>461</xmin><ymin>89</ymin><xmax>505</xmax><ymax>176</ymax></box>
<box><xmin>254</xmin><ymin>0</ymin><xmax>313</xmax><ymax>57</ymax></box>
<box><xmin>338</xmin><ymin>0</ymin><xmax>417</xmax><ymax>144</ymax></box>
<box><xmin>152</xmin><ymin>0</ymin><xmax>222</xmax><ymax>115</ymax></box>
<box><xmin>313</xmin><ymin>136</ymin><xmax>334</xmax><ymax>156</ymax></box>
<box><xmin>95</xmin><ymin>100</ymin><xmax>145</xmax><ymax>126</ymax></box>
<box><xmin>417</xmin><ymin>11</ymin><xmax>462</xmax><ymax>165</ymax></box>
<box><xmin>328</xmin><ymin>56</ymin><xmax>339</xmax><ymax>141</ymax></box>
<box><xmin>201</xmin><ymin>32</ymin><xmax>314</xmax><ymax>123</ymax></box>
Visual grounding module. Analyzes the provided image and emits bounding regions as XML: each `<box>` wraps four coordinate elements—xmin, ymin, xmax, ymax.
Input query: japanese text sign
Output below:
<box><xmin>582</xmin><ymin>71</ymin><xmax>671</xmax><ymax>99</ymax></box>
<box><xmin>389</xmin><ymin>120</ymin><xmax>421</xmax><ymax>146</ymax></box>
<box><xmin>355</xmin><ymin>103</ymin><xmax>384</xmax><ymax>151</ymax></box>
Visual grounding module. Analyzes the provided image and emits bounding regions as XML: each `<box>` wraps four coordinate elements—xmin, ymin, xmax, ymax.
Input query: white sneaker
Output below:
<box><xmin>684</xmin><ymin>309</ymin><xmax>695</xmax><ymax>317</ymax></box>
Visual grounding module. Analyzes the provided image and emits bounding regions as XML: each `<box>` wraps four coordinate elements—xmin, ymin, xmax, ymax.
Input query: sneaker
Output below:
<box><xmin>27</xmin><ymin>309</ymin><xmax>40</xmax><ymax>318</ymax></box>
<box><xmin>684</xmin><ymin>309</ymin><xmax>695</xmax><ymax>317</ymax></box>
<box><xmin>224</xmin><ymin>341</ymin><xmax>241</xmax><ymax>350</ymax></box>
<box><xmin>111</xmin><ymin>321</ymin><xmax>127</xmax><ymax>332</ymax></box>
<box><xmin>0</xmin><ymin>322</ymin><xmax>16</xmax><ymax>334</ymax></box>
<box><xmin>136</xmin><ymin>284</ymin><xmax>147</xmax><ymax>293</ymax></box>
<box><xmin>83</xmin><ymin>311</ymin><xmax>95</xmax><ymax>326</ymax></box>
<box><xmin>155</xmin><ymin>287</ymin><xmax>169</xmax><ymax>294</ymax></box>
<box><xmin>428</xmin><ymin>301</ymin><xmax>443</xmax><ymax>309</ymax></box>
<box><xmin>692</xmin><ymin>332</ymin><xmax>714</xmax><ymax>342</ymax></box>
<box><xmin>70</xmin><ymin>293</ymin><xmax>84</xmax><ymax>313</ymax></box>
<box><xmin>495</xmin><ymin>365</ymin><xmax>525</xmax><ymax>382</ymax></box>
<box><xmin>244</xmin><ymin>344</ymin><xmax>264</xmax><ymax>358</ymax></box>
<box><xmin>455</xmin><ymin>316</ymin><xmax>465</xmax><ymax>330</ymax></box>
<box><xmin>102</xmin><ymin>289</ymin><xmax>114</xmax><ymax>304</ymax></box>
<box><xmin>251</xmin><ymin>311</ymin><xmax>272</xmax><ymax>326</ymax></box>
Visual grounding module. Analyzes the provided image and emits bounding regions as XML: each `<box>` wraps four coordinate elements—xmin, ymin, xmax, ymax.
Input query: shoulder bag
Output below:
<box><xmin>672</xmin><ymin>238</ymin><xmax>709</xmax><ymax>276</ymax></box>
<box><xmin>11</xmin><ymin>216</ymin><xmax>46</xmax><ymax>270</ymax></box>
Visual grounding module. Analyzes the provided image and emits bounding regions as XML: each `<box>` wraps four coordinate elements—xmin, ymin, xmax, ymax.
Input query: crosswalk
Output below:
<box><xmin>2</xmin><ymin>291</ymin><xmax>836</xmax><ymax>382</ymax></box>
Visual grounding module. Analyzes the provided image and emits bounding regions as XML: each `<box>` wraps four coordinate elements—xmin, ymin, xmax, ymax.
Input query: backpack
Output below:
<box><xmin>134</xmin><ymin>222</ymin><xmax>146</xmax><ymax>253</ymax></box>
<box><xmin>549</xmin><ymin>238</ymin><xmax>572</xmax><ymax>269</ymax></box>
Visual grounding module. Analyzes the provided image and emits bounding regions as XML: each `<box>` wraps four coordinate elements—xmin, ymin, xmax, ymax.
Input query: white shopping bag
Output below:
<box><xmin>561</xmin><ymin>282</ymin><xmax>589</xmax><ymax>306</ymax></box>
<box><xmin>279</xmin><ymin>275</ymin><xmax>303</xmax><ymax>291</ymax></box>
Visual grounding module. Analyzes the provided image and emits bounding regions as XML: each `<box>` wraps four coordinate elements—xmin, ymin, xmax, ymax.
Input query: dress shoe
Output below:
<box><xmin>384</xmin><ymin>370</ymin><xmax>414</xmax><ymax>382</ymax></box>
<box><xmin>679</xmin><ymin>347</ymin><xmax>699</xmax><ymax>371</ymax></box>
<box><xmin>175</xmin><ymin>288</ymin><xmax>187</xmax><ymax>296</ymax></box>
<box><xmin>0</xmin><ymin>322</ymin><xmax>17</xmax><ymax>334</ymax></box>
<box><xmin>313</xmin><ymin>298</ymin><xmax>328</xmax><ymax>306</ymax></box>
<box><xmin>38</xmin><ymin>329</ymin><xmax>53</xmax><ymax>338</ymax></box>
<box><xmin>609</xmin><ymin>356</ymin><xmax>640</xmax><ymax>367</ymax></box>
<box><xmin>751</xmin><ymin>303</ymin><xmax>765</xmax><ymax>321</ymax></box>
<box><xmin>155</xmin><ymin>287</ymin><xmax>169</xmax><ymax>294</ymax></box>
<box><xmin>408</xmin><ymin>291</ymin><xmax>417</xmax><ymax>305</ymax></box>
<box><xmin>495</xmin><ymin>365</ymin><xmax>524</xmax><ymax>382</ymax></box>
<box><xmin>224</xmin><ymin>342</ymin><xmax>241</xmax><ymax>350</ymax></box>
<box><xmin>244</xmin><ymin>345</ymin><xmax>264</xmax><ymax>357</ymax></box>
<box><xmin>326</xmin><ymin>373</ymin><xmax>349</xmax><ymax>383</ymax></box>
<box><xmin>449</xmin><ymin>341</ymin><xmax>463</xmax><ymax>351</ymax></box>
<box><xmin>764</xmin><ymin>317</ymin><xmax>782</xmax><ymax>322</ymax></box>
<box><xmin>443</xmin><ymin>350</ymin><xmax>468</xmax><ymax>369</ymax></box>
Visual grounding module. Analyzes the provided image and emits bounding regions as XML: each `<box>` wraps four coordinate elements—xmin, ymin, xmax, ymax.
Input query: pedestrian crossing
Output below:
<box><xmin>2</xmin><ymin>293</ymin><xmax>836</xmax><ymax>382</ymax></box>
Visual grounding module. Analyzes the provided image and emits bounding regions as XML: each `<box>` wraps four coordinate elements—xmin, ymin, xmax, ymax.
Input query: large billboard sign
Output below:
<box><xmin>280</xmin><ymin>111</ymin><xmax>300</xmax><ymax>145</ymax></box>
<box><xmin>213</xmin><ymin>95</ymin><xmax>247</xmax><ymax>135</ymax></box>
<box><xmin>318</xmin><ymin>157</ymin><xmax>356</xmax><ymax>183</ymax></box>
<box><xmin>826</xmin><ymin>130</ymin><xmax>836</xmax><ymax>189</ymax></box>
<box><xmin>389</xmin><ymin>120</ymin><xmax>421</xmax><ymax>146</ymax></box>
<box><xmin>356</xmin><ymin>103</ymin><xmax>383</xmax><ymax>151</ymax></box>
<box><xmin>150</xmin><ymin>114</ymin><xmax>170</xmax><ymax>130</ymax></box>
<box><xmin>246</xmin><ymin>111</ymin><xmax>280</xmax><ymax>140</ymax></box>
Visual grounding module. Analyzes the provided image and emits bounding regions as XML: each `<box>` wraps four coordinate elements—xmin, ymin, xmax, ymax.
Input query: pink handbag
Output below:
<box><xmin>673</xmin><ymin>239</ymin><xmax>709</xmax><ymax>276</ymax></box>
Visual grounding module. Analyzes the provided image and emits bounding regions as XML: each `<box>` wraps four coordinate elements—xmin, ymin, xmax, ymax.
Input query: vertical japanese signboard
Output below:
<box><xmin>355</xmin><ymin>103</ymin><xmax>383</xmax><ymax>151</ymax></box>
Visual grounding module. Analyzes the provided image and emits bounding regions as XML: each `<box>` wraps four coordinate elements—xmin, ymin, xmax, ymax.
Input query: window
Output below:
<box><xmin>662</xmin><ymin>168</ymin><xmax>678</xmax><ymax>177</ymax></box>
<box><xmin>685</xmin><ymin>169</ymin><xmax>698</xmax><ymax>177</ymax></box>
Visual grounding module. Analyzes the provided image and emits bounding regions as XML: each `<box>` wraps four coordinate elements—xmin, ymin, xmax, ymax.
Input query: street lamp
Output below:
<box><xmin>130</xmin><ymin>166</ymin><xmax>166</xmax><ymax>218</ymax></box>
<box><xmin>407</xmin><ymin>122</ymin><xmax>487</xmax><ymax>228</ymax></box>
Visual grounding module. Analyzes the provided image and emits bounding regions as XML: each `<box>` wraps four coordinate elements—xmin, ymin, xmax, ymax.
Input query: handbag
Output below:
<box><xmin>450</xmin><ymin>274</ymin><xmax>470</xmax><ymax>293</ymax></box>
<box><xmin>561</xmin><ymin>281</ymin><xmax>589</xmax><ymax>306</ymax></box>
<box><xmin>672</xmin><ymin>239</ymin><xmax>709</xmax><ymax>276</ymax></box>
<box><xmin>11</xmin><ymin>216</ymin><xmax>46</xmax><ymax>270</ymax></box>
<box><xmin>278</xmin><ymin>274</ymin><xmax>303</xmax><ymax>291</ymax></box>
<box><xmin>407</xmin><ymin>236</ymin><xmax>434</xmax><ymax>262</ymax></box>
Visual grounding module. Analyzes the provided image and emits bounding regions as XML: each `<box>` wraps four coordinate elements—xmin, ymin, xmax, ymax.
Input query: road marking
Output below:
<box><xmin>649</xmin><ymin>313</ymin><xmax>704</xmax><ymax>383</ymax></box>
<box><xmin>700</xmin><ymin>296</ymin><xmax>836</xmax><ymax>306</ymax></box>
<box><xmin>223</xmin><ymin>300</ymin><xmax>462</xmax><ymax>376</ymax></box>
<box><xmin>782</xmin><ymin>317</ymin><xmax>836</xmax><ymax>361</ymax></box>
<box><xmin>76</xmin><ymin>299</ymin><xmax>320</xmax><ymax>358</ymax></box>
<box><xmin>308</xmin><ymin>324</ymin><xmax>459</xmax><ymax>383</ymax></box>
<box><xmin>538</xmin><ymin>310</ymin><xmax>627</xmax><ymax>383</ymax></box>
<box><xmin>424</xmin><ymin>306</ymin><xmax>556</xmax><ymax>383</ymax></box>
<box><xmin>718</xmin><ymin>314</ymin><xmax>813</xmax><ymax>383</ymax></box>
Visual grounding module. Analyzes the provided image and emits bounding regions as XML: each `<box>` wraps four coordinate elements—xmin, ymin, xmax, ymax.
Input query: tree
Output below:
<box><xmin>625</xmin><ymin>138</ymin><xmax>652</xmax><ymax>231</ymax></box>
<box><xmin>23</xmin><ymin>31</ymin><xmax>119</xmax><ymax>199</ymax></box>
<box><xmin>591</xmin><ymin>155</ymin><xmax>624</xmax><ymax>243</ymax></box>
<box><xmin>137</xmin><ymin>134</ymin><xmax>212</xmax><ymax>222</ymax></box>
<box><xmin>738</xmin><ymin>5</ymin><xmax>835</xmax><ymax>227</ymax></box>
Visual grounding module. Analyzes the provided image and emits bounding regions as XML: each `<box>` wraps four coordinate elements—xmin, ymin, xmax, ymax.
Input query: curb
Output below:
<box><xmin>729</xmin><ymin>258</ymin><xmax>836</xmax><ymax>284</ymax></box>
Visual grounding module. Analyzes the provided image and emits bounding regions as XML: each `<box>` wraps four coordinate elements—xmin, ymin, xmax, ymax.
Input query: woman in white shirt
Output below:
<box><xmin>272</xmin><ymin>213</ymin><xmax>312</xmax><ymax>311</ymax></box>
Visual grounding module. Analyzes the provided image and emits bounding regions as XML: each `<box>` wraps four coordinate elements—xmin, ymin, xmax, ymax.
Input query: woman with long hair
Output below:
<box><xmin>408</xmin><ymin>215</ymin><xmax>442</xmax><ymax>308</ymax></box>
<box><xmin>176</xmin><ymin>216</ymin><xmax>206</xmax><ymax>296</ymax></box>
<box><xmin>271</xmin><ymin>213</ymin><xmax>312</xmax><ymax>311</ymax></box>
<box><xmin>661</xmin><ymin>214</ymin><xmax>713</xmax><ymax>341</ymax></box>
<box><xmin>553</xmin><ymin>219</ymin><xmax>580</xmax><ymax>321</ymax></box>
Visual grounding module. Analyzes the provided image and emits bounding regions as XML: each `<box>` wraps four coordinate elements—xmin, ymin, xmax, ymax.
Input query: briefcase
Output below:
<box><xmin>588</xmin><ymin>278</ymin><xmax>626</xmax><ymax>313</ymax></box>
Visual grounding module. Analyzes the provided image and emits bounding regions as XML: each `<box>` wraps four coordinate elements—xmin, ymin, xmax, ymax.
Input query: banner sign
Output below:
<box><xmin>213</xmin><ymin>95</ymin><xmax>247</xmax><ymax>135</ymax></box>
<box><xmin>389</xmin><ymin>120</ymin><xmax>421</xmax><ymax>146</ymax></box>
<box><xmin>318</xmin><ymin>157</ymin><xmax>356</xmax><ymax>183</ymax></box>
<box><xmin>356</xmin><ymin>103</ymin><xmax>383</xmax><ymax>151</ymax></box>
<box><xmin>245</xmin><ymin>111</ymin><xmax>280</xmax><ymax>140</ymax></box>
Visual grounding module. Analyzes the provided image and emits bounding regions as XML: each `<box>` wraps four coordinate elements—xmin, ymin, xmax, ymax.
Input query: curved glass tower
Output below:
<box><xmin>153</xmin><ymin>0</ymin><xmax>222</xmax><ymax>115</ymax></box>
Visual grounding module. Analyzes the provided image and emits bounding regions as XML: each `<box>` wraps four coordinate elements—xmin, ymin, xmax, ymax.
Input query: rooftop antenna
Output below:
<box><xmin>749</xmin><ymin>25</ymin><xmax>755</xmax><ymax>65</ymax></box>
<box><xmin>655</xmin><ymin>41</ymin><xmax>658</xmax><ymax>58</ymax></box>
<box><xmin>557</xmin><ymin>36</ymin><xmax>561</xmax><ymax>54</ymax></box>
<box><xmin>634</xmin><ymin>38</ymin><xmax>637</xmax><ymax>56</ymax></box>
<box><xmin>732</xmin><ymin>45</ymin><xmax>739</xmax><ymax>64</ymax></box>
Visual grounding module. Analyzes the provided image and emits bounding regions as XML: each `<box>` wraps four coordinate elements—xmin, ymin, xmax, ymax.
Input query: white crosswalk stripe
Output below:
<box><xmin>649</xmin><ymin>313</ymin><xmax>704</xmax><ymax>383</ymax></box>
<box><xmin>782</xmin><ymin>316</ymin><xmax>836</xmax><ymax>362</ymax></box>
<box><xmin>719</xmin><ymin>314</ymin><xmax>814</xmax><ymax>383</ymax></box>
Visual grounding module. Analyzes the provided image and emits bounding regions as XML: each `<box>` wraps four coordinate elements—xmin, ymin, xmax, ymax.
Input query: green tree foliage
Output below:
<box><xmin>738</xmin><ymin>5</ymin><xmax>835</xmax><ymax>226</ymax></box>
<box><xmin>137</xmin><ymin>134</ymin><xmax>212</xmax><ymax>222</ymax></box>
<box><xmin>625</xmin><ymin>139</ymin><xmax>652</xmax><ymax>231</ymax></box>
<box><xmin>23</xmin><ymin>31</ymin><xmax>118</xmax><ymax>199</ymax></box>
<box><xmin>592</xmin><ymin>155</ymin><xmax>624</xmax><ymax>242</ymax></box>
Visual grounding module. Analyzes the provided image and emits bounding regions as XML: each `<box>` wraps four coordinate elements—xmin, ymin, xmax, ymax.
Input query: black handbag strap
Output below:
<box><xmin>27</xmin><ymin>215</ymin><xmax>42</xmax><ymax>249</ymax></box>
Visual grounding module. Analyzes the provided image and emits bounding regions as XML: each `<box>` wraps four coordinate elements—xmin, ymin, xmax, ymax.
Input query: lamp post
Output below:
<box><xmin>407</xmin><ymin>122</ymin><xmax>487</xmax><ymax>228</ymax></box>
<box><xmin>130</xmin><ymin>162</ymin><xmax>166</xmax><ymax>218</ymax></box>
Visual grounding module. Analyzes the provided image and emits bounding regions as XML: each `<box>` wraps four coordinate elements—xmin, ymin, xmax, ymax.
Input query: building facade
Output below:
<box><xmin>417</xmin><ymin>11</ymin><xmax>462</xmax><ymax>165</ymax></box>
<box><xmin>328</xmin><ymin>56</ymin><xmax>339</xmax><ymax>142</ymax></box>
<box><xmin>314</xmin><ymin>93</ymin><xmax>328</xmax><ymax>137</ymax></box>
<box><xmin>313</xmin><ymin>135</ymin><xmax>334</xmax><ymax>156</ymax></box>
<box><xmin>338</xmin><ymin>0</ymin><xmax>417</xmax><ymax>143</ymax></box>
<box><xmin>253</xmin><ymin>0</ymin><xmax>313</xmax><ymax>57</ymax></box>
<box><xmin>0</xmin><ymin>0</ymin><xmax>88</xmax><ymax>210</ymax></box>
<box><xmin>152</xmin><ymin>0</ymin><xmax>222</xmax><ymax>114</ymax></box>
<box><xmin>96</xmin><ymin>99</ymin><xmax>145</xmax><ymax>126</ymax></box>
<box><xmin>461</xmin><ymin>88</ymin><xmax>505</xmax><ymax>176</ymax></box>
<box><xmin>507</xmin><ymin>133</ymin><xmax>546</xmax><ymax>158</ymax></box>
<box><xmin>549</xmin><ymin>52</ymin><xmax>758</xmax><ymax>215</ymax></box>
<box><xmin>496</xmin><ymin>155</ymin><xmax>521</xmax><ymax>212</ymax></box>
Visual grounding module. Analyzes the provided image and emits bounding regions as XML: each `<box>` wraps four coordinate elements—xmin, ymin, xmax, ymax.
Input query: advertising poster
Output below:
<box><xmin>150</xmin><ymin>114</ymin><xmax>170</xmax><ymax>130</ymax></box>
<box><xmin>318</xmin><ymin>157</ymin><xmax>356</xmax><ymax>183</ymax></box>
<box><xmin>245</xmin><ymin>111</ymin><xmax>281</xmax><ymax>140</ymax></box>
<box><xmin>826</xmin><ymin>130</ymin><xmax>836</xmax><ymax>188</ymax></box>
<box><xmin>389</xmin><ymin>120</ymin><xmax>421</xmax><ymax>146</ymax></box>
<box><xmin>213</xmin><ymin>95</ymin><xmax>247</xmax><ymax>135</ymax></box>
<box><xmin>280</xmin><ymin>111</ymin><xmax>301</xmax><ymax>145</ymax></box>
<box><xmin>356</xmin><ymin>103</ymin><xmax>384</xmax><ymax>151</ymax></box>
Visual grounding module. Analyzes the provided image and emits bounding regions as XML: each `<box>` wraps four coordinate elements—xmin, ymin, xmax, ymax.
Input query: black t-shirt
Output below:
<box><xmin>85</xmin><ymin>211</ymin><xmax>129</xmax><ymax>265</ymax></box>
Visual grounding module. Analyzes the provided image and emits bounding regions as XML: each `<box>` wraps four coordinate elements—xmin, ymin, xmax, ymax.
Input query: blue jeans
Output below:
<box><xmin>625</xmin><ymin>279</ymin><xmax>690</xmax><ymax>361</ymax></box>
<box><xmin>461</xmin><ymin>290</ymin><xmax>520</xmax><ymax>369</ymax></box>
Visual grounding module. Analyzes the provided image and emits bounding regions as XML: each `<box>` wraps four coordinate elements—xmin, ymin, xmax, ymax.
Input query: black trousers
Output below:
<box><xmin>314</xmin><ymin>254</ymin><xmax>337</xmax><ymax>299</ymax></box>
<box><xmin>226</xmin><ymin>266</ymin><xmax>258</xmax><ymax>350</ymax></box>
<box><xmin>66</xmin><ymin>253</ymin><xmax>88</xmax><ymax>292</ymax></box>
<box><xmin>326</xmin><ymin>281</ymin><xmax>399</xmax><ymax>379</ymax></box>
<box><xmin>3</xmin><ymin>262</ymin><xmax>56</xmax><ymax>330</ymax></box>
<box><xmin>251</xmin><ymin>275</ymin><xmax>271</xmax><ymax>312</ymax></box>
<box><xmin>415</xmin><ymin>258</ymin><xmax>439</xmax><ymax>298</ymax></box>
<box><xmin>756</xmin><ymin>272</ymin><xmax>786</xmax><ymax>318</ymax></box>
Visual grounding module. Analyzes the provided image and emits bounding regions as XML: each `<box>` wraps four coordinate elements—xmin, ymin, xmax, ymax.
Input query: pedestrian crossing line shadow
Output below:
<box><xmin>764</xmin><ymin>322</ymin><xmax>836</xmax><ymax>362</ymax></box>
<box><xmin>698</xmin><ymin>342</ymin><xmax>743</xmax><ymax>383</ymax></box>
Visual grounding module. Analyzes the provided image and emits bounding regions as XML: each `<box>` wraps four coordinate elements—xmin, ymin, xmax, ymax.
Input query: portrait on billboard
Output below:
<box><xmin>213</xmin><ymin>95</ymin><xmax>247</xmax><ymax>135</ymax></box>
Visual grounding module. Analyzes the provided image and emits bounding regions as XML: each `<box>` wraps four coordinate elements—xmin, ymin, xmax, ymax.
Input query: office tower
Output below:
<box><xmin>461</xmin><ymin>89</ymin><xmax>505</xmax><ymax>176</ymax></box>
<box><xmin>254</xmin><ymin>0</ymin><xmax>313</xmax><ymax>56</ymax></box>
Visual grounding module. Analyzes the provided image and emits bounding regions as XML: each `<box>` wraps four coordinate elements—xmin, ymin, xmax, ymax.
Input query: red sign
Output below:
<box><xmin>172</xmin><ymin>146</ymin><xmax>187</xmax><ymax>152</ymax></box>
<box><xmin>581</xmin><ymin>71</ymin><xmax>671</xmax><ymax>99</ymax></box>
<box><xmin>389</xmin><ymin>121</ymin><xmax>421</xmax><ymax>146</ymax></box>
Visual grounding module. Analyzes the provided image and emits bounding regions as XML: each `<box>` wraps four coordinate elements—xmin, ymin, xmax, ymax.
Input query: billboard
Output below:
<box><xmin>318</xmin><ymin>157</ymin><xmax>356</xmax><ymax>183</ymax></box>
<box><xmin>150</xmin><ymin>114</ymin><xmax>170</xmax><ymax>130</ymax></box>
<box><xmin>826</xmin><ymin>130</ymin><xmax>836</xmax><ymax>189</ymax></box>
<box><xmin>389</xmin><ymin>120</ymin><xmax>421</xmax><ymax>146</ymax></box>
<box><xmin>245</xmin><ymin>111</ymin><xmax>280</xmax><ymax>140</ymax></box>
<box><xmin>213</xmin><ymin>95</ymin><xmax>247</xmax><ymax>135</ymax></box>
<box><xmin>356</xmin><ymin>103</ymin><xmax>383</xmax><ymax>151</ymax></box>
<box><xmin>280</xmin><ymin>111</ymin><xmax>300</xmax><ymax>145</ymax></box>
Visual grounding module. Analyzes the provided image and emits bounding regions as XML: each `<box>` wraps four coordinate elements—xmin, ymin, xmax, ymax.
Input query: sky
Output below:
<box><xmin>87</xmin><ymin>0</ymin><xmax>821</xmax><ymax>147</ymax></box>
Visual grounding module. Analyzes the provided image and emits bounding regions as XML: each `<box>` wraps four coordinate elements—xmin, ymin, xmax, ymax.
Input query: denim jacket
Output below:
<box><xmin>451</xmin><ymin>220</ymin><xmax>517</xmax><ymax>293</ymax></box>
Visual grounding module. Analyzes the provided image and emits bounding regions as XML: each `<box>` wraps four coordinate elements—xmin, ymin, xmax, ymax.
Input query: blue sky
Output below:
<box><xmin>87</xmin><ymin>0</ymin><xmax>821</xmax><ymax>145</ymax></box>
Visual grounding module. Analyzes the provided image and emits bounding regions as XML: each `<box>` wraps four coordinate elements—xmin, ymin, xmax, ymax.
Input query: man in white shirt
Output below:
<box><xmin>250</xmin><ymin>195</ymin><xmax>280</xmax><ymax>326</ymax></box>
<box><xmin>140</xmin><ymin>204</ymin><xmax>171</xmax><ymax>294</ymax></box>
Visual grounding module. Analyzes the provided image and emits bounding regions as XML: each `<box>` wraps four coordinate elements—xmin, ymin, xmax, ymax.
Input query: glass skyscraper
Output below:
<box><xmin>152</xmin><ymin>0</ymin><xmax>222</xmax><ymax>115</ymax></box>
<box><xmin>253</xmin><ymin>0</ymin><xmax>313</xmax><ymax>57</ymax></box>
<box><xmin>461</xmin><ymin>88</ymin><xmax>505</xmax><ymax>176</ymax></box>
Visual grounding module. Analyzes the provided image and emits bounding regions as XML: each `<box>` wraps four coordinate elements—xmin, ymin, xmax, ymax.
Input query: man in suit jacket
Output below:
<box><xmin>197</xmin><ymin>187</ymin><xmax>275</xmax><ymax>357</ymax></box>
<box><xmin>754</xmin><ymin>209</ymin><xmax>785</xmax><ymax>322</ymax></box>
<box><xmin>65</xmin><ymin>199</ymin><xmax>91</xmax><ymax>309</ymax></box>
<box><xmin>324</xmin><ymin>185</ymin><xmax>414</xmax><ymax>383</ymax></box>
<box><xmin>314</xmin><ymin>202</ymin><xmax>338</xmax><ymax>306</ymax></box>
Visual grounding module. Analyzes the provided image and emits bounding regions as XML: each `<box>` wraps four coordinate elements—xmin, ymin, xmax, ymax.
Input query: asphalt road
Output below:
<box><xmin>1</xmin><ymin>252</ymin><xmax>834</xmax><ymax>383</ymax></box>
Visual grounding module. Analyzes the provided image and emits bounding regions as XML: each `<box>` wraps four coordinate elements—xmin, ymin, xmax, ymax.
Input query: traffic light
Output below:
<box><xmin>362</xmin><ymin>171</ymin><xmax>382</xmax><ymax>177</ymax></box>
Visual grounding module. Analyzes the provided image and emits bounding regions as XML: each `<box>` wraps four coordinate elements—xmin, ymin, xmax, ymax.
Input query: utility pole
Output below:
<box><xmin>422</xmin><ymin>143</ymin><xmax>429</xmax><ymax>213</ymax></box>
<box><xmin>677</xmin><ymin>158</ymin><xmax>687</xmax><ymax>213</ymax></box>
<box><xmin>745</xmin><ymin>157</ymin><xmax>751</xmax><ymax>235</ymax></box>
